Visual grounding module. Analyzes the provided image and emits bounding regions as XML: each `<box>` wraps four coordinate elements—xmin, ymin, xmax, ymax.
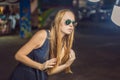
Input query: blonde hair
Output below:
<box><xmin>49</xmin><ymin>9</ymin><xmax>75</xmax><ymax>73</ymax></box>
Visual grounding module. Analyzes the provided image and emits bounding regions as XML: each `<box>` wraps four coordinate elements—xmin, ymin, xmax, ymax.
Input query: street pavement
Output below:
<box><xmin>0</xmin><ymin>20</ymin><xmax>120</xmax><ymax>80</ymax></box>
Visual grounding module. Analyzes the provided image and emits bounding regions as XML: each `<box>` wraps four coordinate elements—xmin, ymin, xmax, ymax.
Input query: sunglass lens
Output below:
<box><xmin>65</xmin><ymin>20</ymin><xmax>71</xmax><ymax>25</ymax></box>
<box><xmin>73</xmin><ymin>21</ymin><xmax>77</xmax><ymax>26</ymax></box>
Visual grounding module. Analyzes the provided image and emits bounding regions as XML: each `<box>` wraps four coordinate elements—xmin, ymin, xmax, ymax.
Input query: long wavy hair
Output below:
<box><xmin>48</xmin><ymin>9</ymin><xmax>75</xmax><ymax>73</ymax></box>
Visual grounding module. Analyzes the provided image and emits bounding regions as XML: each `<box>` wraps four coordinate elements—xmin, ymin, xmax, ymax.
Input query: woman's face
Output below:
<box><xmin>60</xmin><ymin>12</ymin><xmax>76</xmax><ymax>36</ymax></box>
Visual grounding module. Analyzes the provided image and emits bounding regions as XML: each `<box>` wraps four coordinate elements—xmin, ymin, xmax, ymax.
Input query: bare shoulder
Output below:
<box><xmin>28</xmin><ymin>29</ymin><xmax>48</xmax><ymax>48</ymax></box>
<box><xmin>34</xmin><ymin>29</ymin><xmax>47</xmax><ymax>38</ymax></box>
<box><xmin>32</xmin><ymin>29</ymin><xmax>47</xmax><ymax>39</ymax></box>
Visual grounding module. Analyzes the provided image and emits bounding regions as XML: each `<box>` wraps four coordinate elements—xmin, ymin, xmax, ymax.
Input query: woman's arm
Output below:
<box><xmin>47</xmin><ymin>49</ymin><xmax>76</xmax><ymax>75</ymax></box>
<box><xmin>15</xmin><ymin>30</ymin><xmax>56</xmax><ymax>70</ymax></box>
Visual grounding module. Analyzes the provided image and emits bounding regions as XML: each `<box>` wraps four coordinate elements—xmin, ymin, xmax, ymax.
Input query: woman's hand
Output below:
<box><xmin>65</xmin><ymin>49</ymin><xmax>76</xmax><ymax>67</ymax></box>
<box><xmin>46</xmin><ymin>50</ymin><xmax>76</xmax><ymax>75</ymax></box>
<box><xmin>41</xmin><ymin>58</ymin><xmax>57</xmax><ymax>70</ymax></box>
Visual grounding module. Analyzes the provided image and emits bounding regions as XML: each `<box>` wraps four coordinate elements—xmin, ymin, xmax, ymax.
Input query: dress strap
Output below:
<box><xmin>46</xmin><ymin>30</ymin><xmax>50</xmax><ymax>39</ymax></box>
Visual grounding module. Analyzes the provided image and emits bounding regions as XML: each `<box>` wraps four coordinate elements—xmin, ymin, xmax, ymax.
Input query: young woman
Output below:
<box><xmin>10</xmin><ymin>9</ymin><xmax>77</xmax><ymax>80</ymax></box>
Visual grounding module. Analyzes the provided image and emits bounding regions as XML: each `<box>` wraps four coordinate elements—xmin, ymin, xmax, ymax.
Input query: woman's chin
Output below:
<box><xmin>65</xmin><ymin>32</ymin><xmax>72</xmax><ymax>35</ymax></box>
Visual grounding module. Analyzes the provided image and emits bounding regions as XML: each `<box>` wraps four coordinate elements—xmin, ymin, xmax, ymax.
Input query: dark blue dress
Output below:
<box><xmin>10</xmin><ymin>30</ymin><xmax>50</xmax><ymax>80</ymax></box>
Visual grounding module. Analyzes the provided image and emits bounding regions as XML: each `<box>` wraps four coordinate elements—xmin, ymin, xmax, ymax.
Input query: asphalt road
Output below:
<box><xmin>0</xmin><ymin>20</ymin><xmax>120</xmax><ymax>80</ymax></box>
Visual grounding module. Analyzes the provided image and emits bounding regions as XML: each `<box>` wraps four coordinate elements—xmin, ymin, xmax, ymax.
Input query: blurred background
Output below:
<box><xmin>0</xmin><ymin>0</ymin><xmax>115</xmax><ymax>36</ymax></box>
<box><xmin>1</xmin><ymin>0</ymin><xmax>120</xmax><ymax>80</ymax></box>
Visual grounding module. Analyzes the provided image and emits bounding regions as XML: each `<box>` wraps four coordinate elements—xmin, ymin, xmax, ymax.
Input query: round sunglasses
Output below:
<box><xmin>65</xmin><ymin>19</ymin><xmax>77</xmax><ymax>27</ymax></box>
